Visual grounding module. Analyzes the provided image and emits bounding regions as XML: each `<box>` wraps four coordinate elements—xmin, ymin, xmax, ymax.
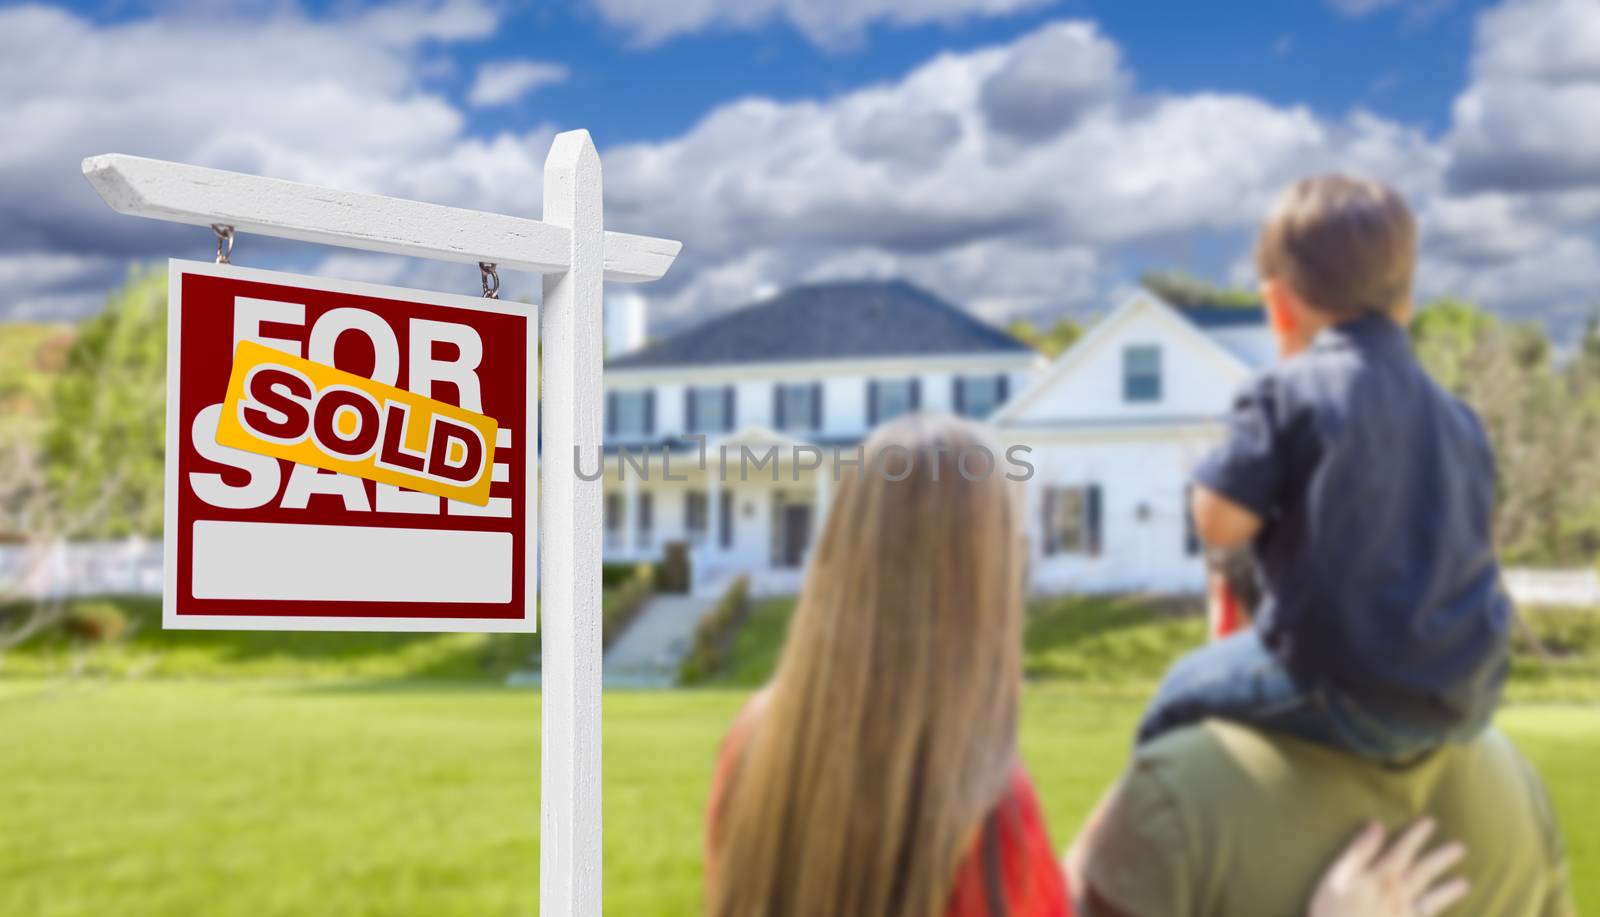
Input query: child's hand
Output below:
<box><xmin>1308</xmin><ymin>819</ymin><xmax>1469</xmax><ymax>917</ymax></box>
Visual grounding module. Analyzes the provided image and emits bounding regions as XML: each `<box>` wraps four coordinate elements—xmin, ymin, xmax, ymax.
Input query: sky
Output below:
<box><xmin>4</xmin><ymin>0</ymin><xmax>1599</xmax><ymax>340</ymax></box>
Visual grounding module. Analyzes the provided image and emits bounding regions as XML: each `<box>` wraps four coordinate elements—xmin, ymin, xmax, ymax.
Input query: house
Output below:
<box><xmin>600</xmin><ymin>280</ymin><xmax>1271</xmax><ymax>596</ymax></box>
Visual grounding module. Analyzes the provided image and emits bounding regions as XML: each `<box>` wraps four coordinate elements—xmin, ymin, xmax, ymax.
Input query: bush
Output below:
<box><xmin>677</xmin><ymin>576</ymin><xmax>750</xmax><ymax>686</ymax></box>
<box><xmin>64</xmin><ymin>600</ymin><xmax>129</xmax><ymax>643</ymax></box>
<box><xmin>603</xmin><ymin>562</ymin><xmax>657</xmax><ymax>590</ymax></box>
<box><xmin>601</xmin><ymin>564</ymin><xmax>655</xmax><ymax>652</ymax></box>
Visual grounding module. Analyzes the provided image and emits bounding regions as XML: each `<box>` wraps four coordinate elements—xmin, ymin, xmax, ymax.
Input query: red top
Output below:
<box><xmin>706</xmin><ymin>695</ymin><xmax>1072</xmax><ymax>917</ymax></box>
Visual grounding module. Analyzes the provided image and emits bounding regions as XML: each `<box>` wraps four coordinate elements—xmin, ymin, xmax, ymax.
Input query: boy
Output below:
<box><xmin>1139</xmin><ymin>175</ymin><xmax>1511</xmax><ymax>762</ymax></box>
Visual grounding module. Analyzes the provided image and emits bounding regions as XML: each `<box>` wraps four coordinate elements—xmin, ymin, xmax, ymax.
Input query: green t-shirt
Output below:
<box><xmin>1082</xmin><ymin>722</ymin><xmax>1573</xmax><ymax>917</ymax></box>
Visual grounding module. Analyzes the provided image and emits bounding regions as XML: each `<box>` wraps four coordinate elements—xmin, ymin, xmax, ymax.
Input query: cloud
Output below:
<box><xmin>0</xmin><ymin>0</ymin><xmax>557</xmax><ymax>319</ymax></box>
<box><xmin>599</xmin><ymin>21</ymin><xmax>1441</xmax><ymax>326</ymax></box>
<box><xmin>4</xmin><ymin>0</ymin><xmax>1597</xmax><ymax>343</ymax></box>
<box><xmin>467</xmin><ymin>60</ymin><xmax>569</xmax><ymax>108</ymax></box>
<box><xmin>978</xmin><ymin>22</ymin><xmax>1129</xmax><ymax>140</ymax></box>
<box><xmin>1323</xmin><ymin>0</ymin><xmax>1453</xmax><ymax>18</ymax></box>
<box><xmin>1446</xmin><ymin>0</ymin><xmax>1600</xmax><ymax>192</ymax></box>
<box><xmin>584</xmin><ymin>0</ymin><xmax>1056</xmax><ymax>50</ymax></box>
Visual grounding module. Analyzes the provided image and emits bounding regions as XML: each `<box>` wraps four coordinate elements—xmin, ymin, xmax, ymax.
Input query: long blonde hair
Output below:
<box><xmin>708</xmin><ymin>414</ymin><xmax>1026</xmax><ymax>917</ymax></box>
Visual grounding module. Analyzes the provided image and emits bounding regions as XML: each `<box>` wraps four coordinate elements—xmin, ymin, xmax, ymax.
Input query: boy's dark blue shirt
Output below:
<box><xmin>1194</xmin><ymin>313</ymin><xmax>1510</xmax><ymax>718</ymax></box>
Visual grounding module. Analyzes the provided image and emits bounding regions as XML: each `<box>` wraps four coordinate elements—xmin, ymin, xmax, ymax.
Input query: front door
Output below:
<box><xmin>781</xmin><ymin>504</ymin><xmax>813</xmax><ymax>568</ymax></box>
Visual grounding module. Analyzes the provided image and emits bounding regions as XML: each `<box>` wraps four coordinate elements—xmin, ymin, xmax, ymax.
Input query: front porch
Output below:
<box><xmin>600</xmin><ymin>428</ymin><xmax>839</xmax><ymax>597</ymax></box>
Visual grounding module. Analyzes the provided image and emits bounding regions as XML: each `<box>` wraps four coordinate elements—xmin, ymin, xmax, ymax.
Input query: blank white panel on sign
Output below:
<box><xmin>191</xmin><ymin>521</ymin><xmax>512</xmax><ymax>603</ymax></box>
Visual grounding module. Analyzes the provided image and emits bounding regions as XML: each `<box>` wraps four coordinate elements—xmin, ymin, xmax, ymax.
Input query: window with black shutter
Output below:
<box><xmin>954</xmin><ymin>374</ymin><xmax>1006</xmax><ymax>418</ymax></box>
<box><xmin>871</xmin><ymin>378</ymin><xmax>916</xmax><ymax>424</ymax></box>
<box><xmin>718</xmin><ymin>494</ymin><xmax>733</xmax><ymax>548</ymax></box>
<box><xmin>775</xmin><ymin>383</ymin><xmax>819</xmax><ymax>433</ymax></box>
<box><xmin>1042</xmin><ymin>485</ymin><xmax>1100</xmax><ymax>556</ymax></box>
<box><xmin>685</xmin><ymin>491</ymin><xmax>708</xmax><ymax>543</ymax></box>
<box><xmin>687</xmin><ymin>386</ymin><xmax>730</xmax><ymax>434</ymax></box>
<box><xmin>606</xmin><ymin>390</ymin><xmax>652</xmax><ymax>438</ymax></box>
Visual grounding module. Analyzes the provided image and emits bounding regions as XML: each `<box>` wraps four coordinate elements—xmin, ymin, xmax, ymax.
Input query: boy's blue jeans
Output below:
<box><xmin>1137</xmin><ymin>630</ymin><xmax>1493</xmax><ymax>763</ymax></box>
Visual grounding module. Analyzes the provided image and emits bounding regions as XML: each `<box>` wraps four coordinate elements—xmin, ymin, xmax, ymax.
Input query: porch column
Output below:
<box><xmin>813</xmin><ymin>457</ymin><xmax>831</xmax><ymax>539</ymax></box>
<box><xmin>707</xmin><ymin>457</ymin><xmax>722</xmax><ymax>559</ymax></box>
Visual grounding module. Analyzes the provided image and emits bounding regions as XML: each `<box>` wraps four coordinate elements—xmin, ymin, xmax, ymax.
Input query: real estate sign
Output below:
<box><xmin>164</xmin><ymin>260</ymin><xmax>536</xmax><ymax>632</ymax></box>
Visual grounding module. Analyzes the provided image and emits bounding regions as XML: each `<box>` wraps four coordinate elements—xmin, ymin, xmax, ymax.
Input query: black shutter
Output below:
<box><xmin>811</xmin><ymin>382</ymin><xmax>822</xmax><ymax>430</ymax></box>
<box><xmin>719</xmin><ymin>495</ymin><xmax>733</xmax><ymax>548</ymax></box>
<box><xmin>867</xmin><ymin>380</ymin><xmax>879</xmax><ymax>425</ymax></box>
<box><xmin>1087</xmin><ymin>484</ymin><xmax>1103</xmax><ymax>557</ymax></box>
<box><xmin>605</xmin><ymin>391</ymin><xmax>618</xmax><ymax>436</ymax></box>
<box><xmin>773</xmin><ymin>385</ymin><xmax>786</xmax><ymax>430</ymax></box>
<box><xmin>639</xmin><ymin>493</ymin><xmax>653</xmax><ymax>533</ymax></box>
<box><xmin>910</xmin><ymin>377</ymin><xmax>922</xmax><ymax>411</ymax></box>
<box><xmin>1041</xmin><ymin>487</ymin><xmax>1056</xmax><ymax>555</ymax></box>
<box><xmin>644</xmin><ymin>390</ymin><xmax>656</xmax><ymax>436</ymax></box>
<box><xmin>1184</xmin><ymin>484</ymin><xmax>1199</xmax><ymax>556</ymax></box>
<box><xmin>953</xmin><ymin>377</ymin><xmax>966</xmax><ymax>416</ymax></box>
<box><xmin>996</xmin><ymin>373</ymin><xmax>1009</xmax><ymax>404</ymax></box>
<box><xmin>685</xmin><ymin>388</ymin><xmax>697</xmax><ymax>433</ymax></box>
<box><xmin>723</xmin><ymin>385</ymin><xmax>736</xmax><ymax>432</ymax></box>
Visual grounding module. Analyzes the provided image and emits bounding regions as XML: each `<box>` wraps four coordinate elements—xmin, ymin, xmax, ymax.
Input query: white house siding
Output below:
<box><xmin>605</xmin><ymin>354</ymin><xmax>1038</xmax><ymax>443</ymax></box>
<box><xmin>1009</xmin><ymin>425</ymin><xmax>1224</xmax><ymax>594</ymax></box>
<box><xmin>1003</xmin><ymin>298</ymin><xmax>1255</xmax><ymax>426</ymax></box>
<box><xmin>599</xmin><ymin>293</ymin><xmax>1266</xmax><ymax>598</ymax></box>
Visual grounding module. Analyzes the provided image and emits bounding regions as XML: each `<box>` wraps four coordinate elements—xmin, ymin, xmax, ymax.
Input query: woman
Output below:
<box><xmin>705</xmin><ymin>414</ymin><xmax>1465</xmax><ymax>917</ymax></box>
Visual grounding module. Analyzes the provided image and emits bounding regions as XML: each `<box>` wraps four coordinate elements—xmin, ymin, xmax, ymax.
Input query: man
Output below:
<box><xmin>1077</xmin><ymin>549</ymin><xmax>1574</xmax><ymax>917</ymax></box>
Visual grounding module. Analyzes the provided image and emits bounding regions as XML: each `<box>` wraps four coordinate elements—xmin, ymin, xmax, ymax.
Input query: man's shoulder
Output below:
<box><xmin>1138</xmin><ymin>719</ymin><xmax>1531</xmax><ymax>782</ymax></box>
<box><xmin>1134</xmin><ymin>720</ymin><xmax>1552</xmax><ymax>829</ymax></box>
<box><xmin>1088</xmin><ymin>723</ymin><xmax>1568</xmax><ymax>917</ymax></box>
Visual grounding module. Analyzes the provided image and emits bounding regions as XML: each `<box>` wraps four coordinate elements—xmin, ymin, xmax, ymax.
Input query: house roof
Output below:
<box><xmin>1172</xmin><ymin>304</ymin><xmax>1266</xmax><ymax>330</ymax></box>
<box><xmin>608</xmin><ymin>280</ymin><xmax>1031</xmax><ymax>370</ymax></box>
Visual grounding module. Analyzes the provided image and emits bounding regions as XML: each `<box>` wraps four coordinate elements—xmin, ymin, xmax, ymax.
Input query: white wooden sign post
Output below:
<box><xmin>83</xmin><ymin>130</ymin><xmax>680</xmax><ymax>916</ymax></box>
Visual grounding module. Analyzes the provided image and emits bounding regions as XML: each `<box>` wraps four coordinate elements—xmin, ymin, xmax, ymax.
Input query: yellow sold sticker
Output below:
<box><xmin>216</xmin><ymin>340</ymin><xmax>498</xmax><ymax>505</ymax></box>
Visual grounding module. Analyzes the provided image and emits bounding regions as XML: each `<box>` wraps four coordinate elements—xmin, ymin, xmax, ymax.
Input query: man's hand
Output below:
<box><xmin>1190</xmin><ymin>485</ymin><xmax>1262</xmax><ymax>550</ymax></box>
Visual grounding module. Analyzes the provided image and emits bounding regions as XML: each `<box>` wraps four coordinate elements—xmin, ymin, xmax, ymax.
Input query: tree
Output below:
<box><xmin>41</xmin><ymin>267</ymin><xmax>167</xmax><ymax>538</ymax></box>
<box><xmin>1411</xmin><ymin>299</ymin><xmax>1600</xmax><ymax>567</ymax></box>
<box><xmin>1008</xmin><ymin>317</ymin><xmax>1084</xmax><ymax>357</ymax></box>
<box><xmin>1140</xmin><ymin>269</ymin><xmax>1261</xmax><ymax>309</ymax></box>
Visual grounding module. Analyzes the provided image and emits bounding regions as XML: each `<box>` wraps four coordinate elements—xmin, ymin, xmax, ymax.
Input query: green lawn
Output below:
<box><xmin>0</xmin><ymin>680</ymin><xmax>1594</xmax><ymax>915</ymax></box>
<box><xmin>2</xmin><ymin>594</ymin><xmax>1597</xmax><ymax>914</ymax></box>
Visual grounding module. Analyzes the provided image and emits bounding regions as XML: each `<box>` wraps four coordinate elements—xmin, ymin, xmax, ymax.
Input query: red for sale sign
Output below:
<box><xmin>163</xmin><ymin>260</ymin><xmax>536</xmax><ymax>632</ymax></box>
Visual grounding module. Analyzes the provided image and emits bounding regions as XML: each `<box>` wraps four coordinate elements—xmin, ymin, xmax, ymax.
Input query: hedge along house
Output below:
<box><xmin>600</xmin><ymin>281</ymin><xmax>1271</xmax><ymax>597</ymax></box>
<box><xmin>600</xmin><ymin>281</ymin><xmax>1040</xmax><ymax>596</ymax></box>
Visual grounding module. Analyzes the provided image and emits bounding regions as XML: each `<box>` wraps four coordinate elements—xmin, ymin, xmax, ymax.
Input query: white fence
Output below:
<box><xmin>1503</xmin><ymin>567</ymin><xmax>1600</xmax><ymax>608</ymax></box>
<box><xmin>4</xmin><ymin>540</ymin><xmax>1597</xmax><ymax>609</ymax></box>
<box><xmin>0</xmin><ymin>539</ymin><xmax>163</xmax><ymax>599</ymax></box>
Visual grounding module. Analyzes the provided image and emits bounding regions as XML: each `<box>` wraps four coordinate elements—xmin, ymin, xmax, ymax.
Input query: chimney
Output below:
<box><xmin>604</xmin><ymin>292</ymin><xmax>648</xmax><ymax>358</ymax></box>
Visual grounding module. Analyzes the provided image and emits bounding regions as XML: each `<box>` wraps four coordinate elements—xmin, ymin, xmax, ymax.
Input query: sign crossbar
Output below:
<box><xmin>82</xmin><ymin>152</ymin><xmax>680</xmax><ymax>283</ymax></box>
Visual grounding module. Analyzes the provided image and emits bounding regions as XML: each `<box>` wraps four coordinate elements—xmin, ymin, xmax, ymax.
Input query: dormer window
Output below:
<box><xmin>1123</xmin><ymin>345</ymin><xmax>1162</xmax><ymax>403</ymax></box>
